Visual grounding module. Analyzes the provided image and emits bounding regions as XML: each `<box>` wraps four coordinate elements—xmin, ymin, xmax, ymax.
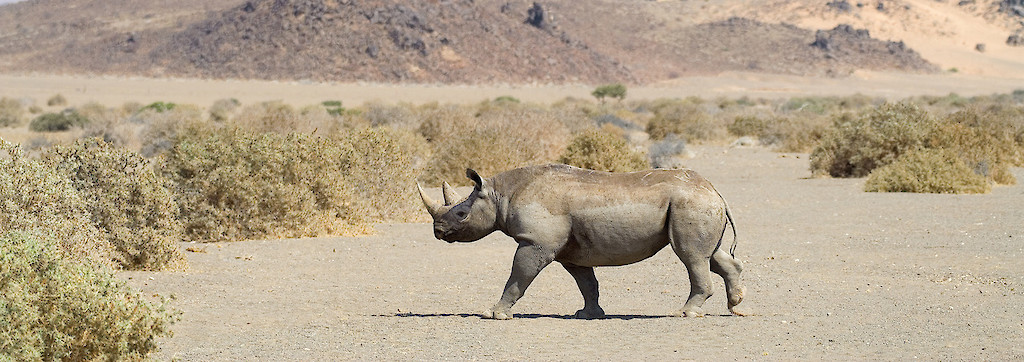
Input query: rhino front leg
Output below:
<box><xmin>561</xmin><ymin>262</ymin><xmax>605</xmax><ymax>319</ymax></box>
<box><xmin>484</xmin><ymin>242</ymin><xmax>554</xmax><ymax>320</ymax></box>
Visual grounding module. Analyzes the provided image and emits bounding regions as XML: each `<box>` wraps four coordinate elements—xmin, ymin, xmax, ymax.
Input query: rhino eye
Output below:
<box><xmin>455</xmin><ymin>210</ymin><xmax>468</xmax><ymax>218</ymax></box>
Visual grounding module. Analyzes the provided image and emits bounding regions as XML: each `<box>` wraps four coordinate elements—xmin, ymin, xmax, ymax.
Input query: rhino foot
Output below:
<box><xmin>673</xmin><ymin>308</ymin><xmax>704</xmax><ymax>318</ymax></box>
<box><xmin>573</xmin><ymin>307</ymin><xmax>606</xmax><ymax>320</ymax></box>
<box><xmin>482</xmin><ymin>308</ymin><xmax>513</xmax><ymax>320</ymax></box>
<box><xmin>728</xmin><ymin>286</ymin><xmax>747</xmax><ymax>316</ymax></box>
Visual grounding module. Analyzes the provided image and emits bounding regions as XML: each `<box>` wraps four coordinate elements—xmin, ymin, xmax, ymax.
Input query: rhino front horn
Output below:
<box><xmin>417</xmin><ymin>183</ymin><xmax>445</xmax><ymax>219</ymax></box>
<box><xmin>442</xmin><ymin>181</ymin><xmax>461</xmax><ymax>205</ymax></box>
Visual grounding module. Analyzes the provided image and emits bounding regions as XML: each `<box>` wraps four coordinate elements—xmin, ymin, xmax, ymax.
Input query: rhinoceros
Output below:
<box><xmin>418</xmin><ymin>164</ymin><xmax>745</xmax><ymax>319</ymax></box>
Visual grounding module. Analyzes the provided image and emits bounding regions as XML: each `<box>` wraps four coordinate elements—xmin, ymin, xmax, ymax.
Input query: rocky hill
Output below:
<box><xmin>4</xmin><ymin>0</ymin><xmax>1017</xmax><ymax>84</ymax></box>
<box><xmin>147</xmin><ymin>0</ymin><xmax>631</xmax><ymax>83</ymax></box>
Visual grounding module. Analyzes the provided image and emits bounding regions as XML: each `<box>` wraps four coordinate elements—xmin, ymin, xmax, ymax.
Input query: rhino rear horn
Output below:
<box><xmin>417</xmin><ymin>183</ymin><xmax>445</xmax><ymax>219</ymax></box>
<box><xmin>442</xmin><ymin>181</ymin><xmax>461</xmax><ymax>205</ymax></box>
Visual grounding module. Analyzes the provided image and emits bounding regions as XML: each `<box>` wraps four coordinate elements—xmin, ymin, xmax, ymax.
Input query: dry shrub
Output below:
<box><xmin>558</xmin><ymin>128</ymin><xmax>649</xmax><ymax>172</ymax></box>
<box><xmin>361</xmin><ymin>101</ymin><xmax>420</xmax><ymax>130</ymax></box>
<box><xmin>336</xmin><ymin>127</ymin><xmax>428</xmax><ymax>223</ymax></box>
<box><xmin>161</xmin><ymin>125</ymin><xmax>423</xmax><ymax>241</ymax></box>
<box><xmin>121</xmin><ymin>101</ymin><xmax>144</xmax><ymax>115</ymax></box>
<box><xmin>419</xmin><ymin>104</ymin><xmax>570</xmax><ymax>185</ymax></box>
<box><xmin>729</xmin><ymin>112</ymin><xmax>830</xmax><ymax>152</ymax></box>
<box><xmin>0</xmin><ymin>231</ymin><xmax>175</xmax><ymax>361</ymax></box>
<box><xmin>810</xmin><ymin>103</ymin><xmax>938</xmax><ymax>178</ymax></box>
<box><xmin>161</xmin><ymin>126</ymin><xmax>360</xmax><ymax>241</ymax></box>
<box><xmin>77</xmin><ymin>102</ymin><xmax>141</xmax><ymax>149</ymax></box>
<box><xmin>649</xmin><ymin>133</ymin><xmax>690</xmax><ymax>169</ymax></box>
<box><xmin>231</xmin><ymin>101</ymin><xmax>338</xmax><ymax>134</ymax></box>
<box><xmin>232</xmin><ymin>101</ymin><xmax>305</xmax><ymax>133</ymax></box>
<box><xmin>864</xmin><ymin>149</ymin><xmax>990</xmax><ymax>194</ymax></box>
<box><xmin>43</xmin><ymin>138</ymin><xmax>184</xmax><ymax>270</ymax></box>
<box><xmin>645</xmin><ymin>98</ymin><xmax>722</xmax><ymax>142</ymax></box>
<box><xmin>811</xmin><ymin>103</ymin><xmax>1020</xmax><ymax>192</ymax></box>
<box><xmin>0</xmin><ymin>139</ymin><xmax>114</xmax><ymax>269</ymax></box>
<box><xmin>209</xmin><ymin>98</ymin><xmax>241</xmax><ymax>122</ymax></box>
<box><xmin>781</xmin><ymin>94</ymin><xmax>879</xmax><ymax>115</ymax></box>
<box><xmin>137</xmin><ymin>105</ymin><xmax>206</xmax><ymax>157</ymax></box>
<box><xmin>46</xmin><ymin>93</ymin><xmax>67</xmax><ymax>107</ymax></box>
<box><xmin>931</xmin><ymin>108</ymin><xmax>1019</xmax><ymax>185</ymax></box>
<box><xmin>0</xmin><ymin>97</ymin><xmax>25</xmax><ymax>127</ymax></box>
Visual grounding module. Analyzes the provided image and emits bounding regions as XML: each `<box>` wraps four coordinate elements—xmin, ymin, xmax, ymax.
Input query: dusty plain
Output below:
<box><xmin>118</xmin><ymin>145</ymin><xmax>1024</xmax><ymax>360</ymax></box>
<box><xmin>3</xmin><ymin>71</ymin><xmax>1024</xmax><ymax>108</ymax></box>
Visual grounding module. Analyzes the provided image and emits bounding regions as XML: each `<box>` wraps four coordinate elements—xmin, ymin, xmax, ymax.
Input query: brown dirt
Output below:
<box><xmin>122</xmin><ymin>145</ymin><xmax>1024</xmax><ymax>360</ymax></box>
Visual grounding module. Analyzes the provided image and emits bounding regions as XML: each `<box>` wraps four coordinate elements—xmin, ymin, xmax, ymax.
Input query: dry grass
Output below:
<box><xmin>418</xmin><ymin>103</ymin><xmax>572</xmax><ymax>185</ymax></box>
<box><xmin>0</xmin><ymin>97</ymin><xmax>25</xmax><ymax>128</ymax></box>
<box><xmin>559</xmin><ymin>128</ymin><xmax>649</xmax><ymax>172</ymax></box>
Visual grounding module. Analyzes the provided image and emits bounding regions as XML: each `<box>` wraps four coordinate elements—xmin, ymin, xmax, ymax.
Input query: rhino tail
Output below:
<box><xmin>710</xmin><ymin>184</ymin><xmax>738</xmax><ymax>258</ymax></box>
<box><xmin>725</xmin><ymin>204</ymin><xmax>737</xmax><ymax>258</ymax></box>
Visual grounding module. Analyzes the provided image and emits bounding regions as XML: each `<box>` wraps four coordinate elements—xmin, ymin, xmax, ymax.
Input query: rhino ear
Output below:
<box><xmin>466</xmin><ymin>168</ymin><xmax>484</xmax><ymax>191</ymax></box>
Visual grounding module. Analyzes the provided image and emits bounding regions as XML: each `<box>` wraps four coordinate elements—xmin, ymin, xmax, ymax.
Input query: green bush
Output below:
<box><xmin>810</xmin><ymin>103</ymin><xmax>938</xmax><ymax>177</ymax></box>
<box><xmin>494</xmin><ymin>95</ymin><xmax>521</xmax><ymax>103</ymax></box>
<box><xmin>864</xmin><ymin>149</ymin><xmax>990</xmax><ymax>194</ymax></box>
<box><xmin>0</xmin><ymin>139</ymin><xmax>114</xmax><ymax>268</ymax></box>
<box><xmin>321</xmin><ymin>100</ymin><xmax>345</xmax><ymax>116</ymax></box>
<box><xmin>0</xmin><ymin>97</ymin><xmax>24</xmax><ymax>127</ymax></box>
<box><xmin>29</xmin><ymin>110</ymin><xmax>90</xmax><ymax>132</ymax></box>
<box><xmin>592</xmin><ymin>83</ymin><xmax>627</xmax><ymax>103</ymax></box>
<box><xmin>558</xmin><ymin>129</ymin><xmax>649</xmax><ymax>172</ymax></box>
<box><xmin>44</xmin><ymin>139</ymin><xmax>184</xmax><ymax>270</ymax></box>
<box><xmin>0</xmin><ymin>232</ymin><xmax>175</xmax><ymax>361</ymax></box>
<box><xmin>139</xmin><ymin>101</ymin><xmax>177</xmax><ymax>113</ymax></box>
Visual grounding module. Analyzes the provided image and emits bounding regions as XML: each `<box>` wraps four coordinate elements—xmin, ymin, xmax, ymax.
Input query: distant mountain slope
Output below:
<box><xmin>147</xmin><ymin>0</ymin><xmax>631</xmax><ymax>83</ymax></box>
<box><xmin>3</xmin><ymin>0</ymin><xmax>1001</xmax><ymax>84</ymax></box>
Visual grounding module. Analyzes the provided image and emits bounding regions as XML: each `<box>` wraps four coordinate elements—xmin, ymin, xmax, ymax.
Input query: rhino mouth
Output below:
<box><xmin>434</xmin><ymin>226</ymin><xmax>455</xmax><ymax>242</ymax></box>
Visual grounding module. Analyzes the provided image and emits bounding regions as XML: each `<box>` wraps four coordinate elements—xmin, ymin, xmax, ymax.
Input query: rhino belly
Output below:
<box><xmin>560</xmin><ymin>204</ymin><xmax>670</xmax><ymax>267</ymax></box>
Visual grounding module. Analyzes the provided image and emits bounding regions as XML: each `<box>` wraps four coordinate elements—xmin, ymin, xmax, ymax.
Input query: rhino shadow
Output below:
<box><xmin>386</xmin><ymin>312</ymin><xmax>703</xmax><ymax>320</ymax></box>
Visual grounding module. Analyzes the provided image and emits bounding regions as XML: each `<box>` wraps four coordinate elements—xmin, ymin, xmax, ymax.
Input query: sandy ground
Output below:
<box><xmin>121</xmin><ymin>145</ymin><xmax>1024</xmax><ymax>360</ymax></box>
<box><xmin>2</xmin><ymin>71</ymin><xmax>1024</xmax><ymax>109</ymax></box>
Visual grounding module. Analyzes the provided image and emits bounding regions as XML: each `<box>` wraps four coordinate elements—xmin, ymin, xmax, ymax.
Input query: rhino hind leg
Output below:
<box><xmin>561</xmin><ymin>262</ymin><xmax>606</xmax><ymax>319</ymax></box>
<box><xmin>666</xmin><ymin>203</ymin><xmax>721</xmax><ymax>317</ymax></box>
<box><xmin>672</xmin><ymin>254</ymin><xmax>715</xmax><ymax>317</ymax></box>
<box><xmin>711</xmin><ymin>248</ymin><xmax>746</xmax><ymax>316</ymax></box>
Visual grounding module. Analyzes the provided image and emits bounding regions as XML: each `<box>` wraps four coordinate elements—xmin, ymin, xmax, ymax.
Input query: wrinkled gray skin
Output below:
<box><xmin>418</xmin><ymin>164</ymin><xmax>745</xmax><ymax>319</ymax></box>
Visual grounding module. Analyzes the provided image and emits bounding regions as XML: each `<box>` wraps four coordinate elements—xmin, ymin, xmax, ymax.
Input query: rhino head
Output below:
<box><xmin>418</xmin><ymin>169</ymin><xmax>499</xmax><ymax>243</ymax></box>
